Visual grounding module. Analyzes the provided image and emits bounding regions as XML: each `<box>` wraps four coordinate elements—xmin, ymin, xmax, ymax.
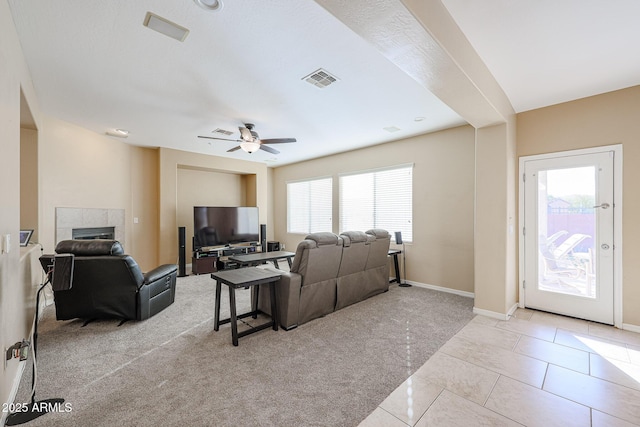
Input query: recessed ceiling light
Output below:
<box><xmin>143</xmin><ymin>12</ymin><xmax>189</xmax><ymax>42</ymax></box>
<box><xmin>193</xmin><ymin>0</ymin><xmax>223</xmax><ymax>11</ymax></box>
<box><xmin>414</xmin><ymin>117</ymin><xmax>425</xmax><ymax>122</ymax></box>
<box><xmin>106</xmin><ymin>129</ymin><xmax>129</xmax><ymax>138</ymax></box>
<box><xmin>383</xmin><ymin>126</ymin><xmax>401</xmax><ymax>133</ymax></box>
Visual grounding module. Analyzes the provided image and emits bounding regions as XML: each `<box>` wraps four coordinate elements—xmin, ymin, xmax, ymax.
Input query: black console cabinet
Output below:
<box><xmin>192</xmin><ymin>255</ymin><xmax>218</xmax><ymax>275</ymax></box>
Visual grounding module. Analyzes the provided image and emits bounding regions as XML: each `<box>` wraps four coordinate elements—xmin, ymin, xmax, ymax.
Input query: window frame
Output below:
<box><xmin>338</xmin><ymin>163</ymin><xmax>413</xmax><ymax>242</ymax></box>
<box><xmin>286</xmin><ymin>176</ymin><xmax>333</xmax><ymax>235</ymax></box>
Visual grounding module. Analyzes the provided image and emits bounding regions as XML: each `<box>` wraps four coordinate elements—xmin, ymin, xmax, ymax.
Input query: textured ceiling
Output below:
<box><xmin>8</xmin><ymin>0</ymin><xmax>640</xmax><ymax>166</ymax></box>
<box><xmin>442</xmin><ymin>0</ymin><xmax>640</xmax><ymax>113</ymax></box>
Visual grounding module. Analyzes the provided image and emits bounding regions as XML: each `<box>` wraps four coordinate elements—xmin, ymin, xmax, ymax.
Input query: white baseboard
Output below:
<box><xmin>1</xmin><ymin>359</ymin><xmax>28</xmax><ymax>425</ymax></box>
<box><xmin>393</xmin><ymin>279</ymin><xmax>475</xmax><ymax>299</ymax></box>
<box><xmin>472</xmin><ymin>307</ymin><xmax>510</xmax><ymax>321</ymax></box>
<box><xmin>622</xmin><ymin>323</ymin><xmax>640</xmax><ymax>333</ymax></box>
<box><xmin>507</xmin><ymin>303</ymin><xmax>519</xmax><ymax>317</ymax></box>
<box><xmin>471</xmin><ymin>303</ymin><xmax>518</xmax><ymax>321</ymax></box>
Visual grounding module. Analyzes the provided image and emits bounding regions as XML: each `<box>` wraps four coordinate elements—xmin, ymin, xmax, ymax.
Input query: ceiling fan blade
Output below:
<box><xmin>227</xmin><ymin>146</ymin><xmax>242</xmax><ymax>152</ymax></box>
<box><xmin>259</xmin><ymin>144</ymin><xmax>280</xmax><ymax>155</ymax></box>
<box><xmin>260</xmin><ymin>138</ymin><xmax>296</xmax><ymax>144</ymax></box>
<box><xmin>198</xmin><ymin>135</ymin><xmax>242</xmax><ymax>142</ymax></box>
<box><xmin>239</xmin><ymin>126</ymin><xmax>254</xmax><ymax>142</ymax></box>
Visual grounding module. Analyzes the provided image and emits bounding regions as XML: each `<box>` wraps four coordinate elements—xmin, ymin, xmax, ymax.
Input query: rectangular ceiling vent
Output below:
<box><xmin>302</xmin><ymin>68</ymin><xmax>339</xmax><ymax>89</ymax></box>
<box><xmin>143</xmin><ymin>12</ymin><xmax>189</xmax><ymax>42</ymax></box>
<box><xmin>213</xmin><ymin>128</ymin><xmax>234</xmax><ymax>136</ymax></box>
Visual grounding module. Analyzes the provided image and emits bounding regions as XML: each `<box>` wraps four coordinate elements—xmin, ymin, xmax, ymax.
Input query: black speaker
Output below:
<box><xmin>178</xmin><ymin>226</ymin><xmax>187</xmax><ymax>277</ymax></box>
<box><xmin>260</xmin><ymin>224</ymin><xmax>267</xmax><ymax>253</ymax></box>
<box><xmin>267</xmin><ymin>241</ymin><xmax>280</xmax><ymax>252</ymax></box>
<box><xmin>395</xmin><ymin>231</ymin><xmax>403</xmax><ymax>244</ymax></box>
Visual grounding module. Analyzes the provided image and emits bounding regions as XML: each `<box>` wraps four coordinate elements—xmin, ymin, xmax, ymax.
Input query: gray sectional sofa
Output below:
<box><xmin>259</xmin><ymin>229</ymin><xmax>391</xmax><ymax>329</ymax></box>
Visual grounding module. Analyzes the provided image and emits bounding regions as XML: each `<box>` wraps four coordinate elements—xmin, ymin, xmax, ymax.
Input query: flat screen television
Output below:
<box><xmin>193</xmin><ymin>206</ymin><xmax>259</xmax><ymax>249</ymax></box>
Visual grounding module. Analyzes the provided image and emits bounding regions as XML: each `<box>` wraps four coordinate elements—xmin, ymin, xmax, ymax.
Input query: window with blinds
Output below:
<box><xmin>339</xmin><ymin>164</ymin><xmax>413</xmax><ymax>242</ymax></box>
<box><xmin>287</xmin><ymin>177</ymin><xmax>332</xmax><ymax>234</ymax></box>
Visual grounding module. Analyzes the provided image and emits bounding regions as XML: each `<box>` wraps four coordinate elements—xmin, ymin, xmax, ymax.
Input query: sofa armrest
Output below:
<box><xmin>143</xmin><ymin>264</ymin><xmax>177</xmax><ymax>285</ymax></box>
<box><xmin>258</xmin><ymin>269</ymin><xmax>302</xmax><ymax>330</ymax></box>
<box><xmin>138</xmin><ymin>264</ymin><xmax>177</xmax><ymax>320</ymax></box>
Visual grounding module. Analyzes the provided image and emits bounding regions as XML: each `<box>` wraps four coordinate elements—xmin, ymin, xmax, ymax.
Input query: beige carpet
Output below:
<box><xmin>13</xmin><ymin>273</ymin><xmax>475</xmax><ymax>427</ymax></box>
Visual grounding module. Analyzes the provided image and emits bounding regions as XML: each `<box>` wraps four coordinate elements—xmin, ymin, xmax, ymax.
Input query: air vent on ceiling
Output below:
<box><xmin>213</xmin><ymin>128</ymin><xmax>234</xmax><ymax>136</ymax></box>
<box><xmin>143</xmin><ymin>12</ymin><xmax>189</xmax><ymax>42</ymax></box>
<box><xmin>302</xmin><ymin>68</ymin><xmax>339</xmax><ymax>89</ymax></box>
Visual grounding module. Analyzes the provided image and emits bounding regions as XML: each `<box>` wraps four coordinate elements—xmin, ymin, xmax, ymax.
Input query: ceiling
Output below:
<box><xmin>8</xmin><ymin>0</ymin><xmax>640</xmax><ymax>166</ymax></box>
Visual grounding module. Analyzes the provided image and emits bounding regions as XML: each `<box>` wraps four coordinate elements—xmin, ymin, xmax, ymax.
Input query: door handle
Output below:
<box><xmin>593</xmin><ymin>203</ymin><xmax>610</xmax><ymax>209</ymax></box>
<box><xmin>601</xmin><ymin>244</ymin><xmax>610</xmax><ymax>250</ymax></box>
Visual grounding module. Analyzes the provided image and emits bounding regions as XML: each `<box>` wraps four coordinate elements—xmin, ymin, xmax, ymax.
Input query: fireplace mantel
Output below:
<box><xmin>56</xmin><ymin>208</ymin><xmax>125</xmax><ymax>248</ymax></box>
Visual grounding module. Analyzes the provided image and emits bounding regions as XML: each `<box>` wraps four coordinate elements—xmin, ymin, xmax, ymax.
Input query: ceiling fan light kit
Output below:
<box><xmin>240</xmin><ymin>141</ymin><xmax>260</xmax><ymax>153</ymax></box>
<box><xmin>197</xmin><ymin>123</ymin><xmax>296</xmax><ymax>155</ymax></box>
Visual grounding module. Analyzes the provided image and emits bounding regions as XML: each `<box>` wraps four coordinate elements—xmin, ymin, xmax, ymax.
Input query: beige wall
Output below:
<box><xmin>38</xmin><ymin>116</ymin><xmax>134</xmax><ymax>253</ymax></box>
<box><xmin>517</xmin><ymin>85</ymin><xmax>640</xmax><ymax>326</ymax></box>
<box><xmin>158</xmin><ymin>148</ymin><xmax>269</xmax><ymax>265</ymax></box>
<box><xmin>0</xmin><ymin>0</ymin><xmax>43</xmax><ymax>414</ymax></box>
<box><xmin>20</xmin><ymin>128</ymin><xmax>38</xmax><ymax>241</ymax></box>
<box><xmin>272</xmin><ymin>125</ymin><xmax>476</xmax><ymax>293</ymax></box>
<box><xmin>35</xmin><ymin>118</ymin><xmax>161</xmax><ymax>271</ymax></box>
<box><xmin>176</xmin><ymin>167</ymin><xmax>245</xmax><ymax>254</ymax></box>
<box><xmin>130</xmin><ymin>147</ymin><xmax>160</xmax><ymax>271</ymax></box>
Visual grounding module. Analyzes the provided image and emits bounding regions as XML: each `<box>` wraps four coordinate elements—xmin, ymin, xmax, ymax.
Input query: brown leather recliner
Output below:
<box><xmin>42</xmin><ymin>240</ymin><xmax>177</xmax><ymax>321</ymax></box>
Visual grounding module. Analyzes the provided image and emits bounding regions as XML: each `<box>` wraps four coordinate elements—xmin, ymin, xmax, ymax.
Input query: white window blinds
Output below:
<box><xmin>287</xmin><ymin>177</ymin><xmax>332</xmax><ymax>234</ymax></box>
<box><xmin>339</xmin><ymin>164</ymin><xmax>413</xmax><ymax>242</ymax></box>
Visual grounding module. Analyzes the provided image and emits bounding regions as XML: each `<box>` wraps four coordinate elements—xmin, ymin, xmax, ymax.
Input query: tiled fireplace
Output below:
<box><xmin>56</xmin><ymin>207</ymin><xmax>125</xmax><ymax>248</ymax></box>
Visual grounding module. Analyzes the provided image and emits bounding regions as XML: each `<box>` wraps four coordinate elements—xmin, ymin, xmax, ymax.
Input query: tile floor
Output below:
<box><xmin>359</xmin><ymin>308</ymin><xmax>640</xmax><ymax>426</ymax></box>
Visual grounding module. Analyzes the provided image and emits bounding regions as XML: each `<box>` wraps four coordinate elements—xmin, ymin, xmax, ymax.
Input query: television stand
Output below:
<box><xmin>192</xmin><ymin>245</ymin><xmax>259</xmax><ymax>274</ymax></box>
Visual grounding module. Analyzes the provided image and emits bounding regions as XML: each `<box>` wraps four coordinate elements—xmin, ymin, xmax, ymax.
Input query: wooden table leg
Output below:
<box><xmin>214</xmin><ymin>281</ymin><xmax>221</xmax><ymax>331</ymax></box>
<box><xmin>229</xmin><ymin>286</ymin><xmax>239</xmax><ymax>346</ymax></box>
<box><xmin>392</xmin><ymin>253</ymin><xmax>401</xmax><ymax>284</ymax></box>
<box><xmin>251</xmin><ymin>285</ymin><xmax>258</xmax><ymax>319</ymax></box>
<box><xmin>269</xmin><ymin>281</ymin><xmax>278</xmax><ymax>331</ymax></box>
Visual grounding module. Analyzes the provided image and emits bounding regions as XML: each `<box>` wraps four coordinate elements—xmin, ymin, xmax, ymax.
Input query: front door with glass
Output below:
<box><xmin>522</xmin><ymin>150</ymin><xmax>615</xmax><ymax>324</ymax></box>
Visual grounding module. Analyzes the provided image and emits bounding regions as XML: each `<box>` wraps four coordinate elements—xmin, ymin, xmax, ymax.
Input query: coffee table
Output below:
<box><xmin>212</xmin><ymin>267</ymin><xmax>281</xmax><ymax>346</ymax></box>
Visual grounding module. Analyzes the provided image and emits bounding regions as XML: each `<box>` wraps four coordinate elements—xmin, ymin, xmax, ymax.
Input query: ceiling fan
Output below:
<box><xmin>198</xmin><ymin>123</ymin><xmax>296</xmax><ymax>154</ymax></box>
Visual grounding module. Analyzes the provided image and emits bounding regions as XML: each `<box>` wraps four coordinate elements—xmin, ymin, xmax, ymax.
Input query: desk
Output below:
<box><xmin>212</xmin><ymin>268</ymin><xmax>281</xmax><ymax>346</ymax></box>
<box><xmin>229</xmin><ymin>250</ymin><xmax>295</xmax><ymax>270</ymax></box>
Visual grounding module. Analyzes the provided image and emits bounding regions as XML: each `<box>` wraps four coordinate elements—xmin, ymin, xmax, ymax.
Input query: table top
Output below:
<box><xmin>229</xmin><ymin>250</ymin><xmax>295</xmax><ymax>263</ymax></box>
<box><xmin>211</xmin><ymin>267</ymin><xmax>281</xmax><ymax>288</ymax></box>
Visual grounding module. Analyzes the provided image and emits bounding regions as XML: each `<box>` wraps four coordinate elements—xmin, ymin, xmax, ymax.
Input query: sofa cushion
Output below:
<box><xmin>340</xmin><ymin>230</ymin><xmax>369</xmax><ymax>246</ymax></box>
<box><xmin>338</xmin><ymin>231</ymin><xmax>370</xmax><ymax>276</ymax></box>
<box><xmin>365</xmin><ymin>229</ymin><xmax>391</xmax><ymax>269</ymax></box>
<box><xmin>294</xmin><ymin>232</ymin><xmax>343</xmax><ymax>285</ymax></box>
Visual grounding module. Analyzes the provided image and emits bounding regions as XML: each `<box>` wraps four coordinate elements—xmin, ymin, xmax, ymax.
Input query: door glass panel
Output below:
<box><xmin>537</xmin><ymin>166</ymin><xmax>596</xmax><ymax>298</ymax></box>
